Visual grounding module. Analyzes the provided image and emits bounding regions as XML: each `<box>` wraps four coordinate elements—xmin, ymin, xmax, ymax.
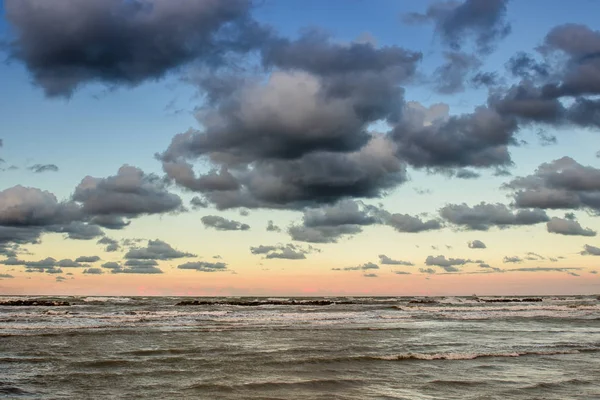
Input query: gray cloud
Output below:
<box><xmin>74</xmin><ymin>165</ymin><xmax>183</xmax><ymax>219</ymax></box>
<box><xmin>507</xmin><ymin>267</ymin><xmax>582</xmax><ymax>273</ymax></box>
<box><xmin>28</xmin><ymin>164</ymin><xmax>59</xmax><ymax>173</ymax></box>
<box><xmin>266</xmin><ymin>220</ymin><xmax>281</xmax><ymax>232</ymax></box>
<box><xmin>478</xmin><ymin>263</ymin><xmax>503</xmax><ymax>272</ymax></box>
<box><xmin>97</xmin><ymin>237</ymin><xmax>119</xmax><ymax>252</ymax></box>
<box><xmin>124</xmin><ymin>259</ymin><xmax>158</xmax><ymax>267</ymax></box>
<box><xmin>190</xmin><ymin>196</ymin><xmax>209</xmax><ymax>209</ymax></box>
<box><xmin>90</xmin><ymin>215</ymin><xmax>130</xmax><ymax>230</ymax></box>
<box><xmin>83</xmin><ymin>268</ymin><xmax>104</xmax><ymax>275</ymax></box>
<box><xmin>124</xmin><ymin>239</ymin><xmax>195</xmax><ymax>260</ymax></box>
<box><xmin>75</xmin><ymin>255</ymin><xmax>101</xmax><ymax>263</ymax></box>
<box><xmin>503</xmin><ymin>256</ymin><xmax>523</xmax><ymax>263</ymax></box>
<box><xmin>101</xmin><ymin>261</ymin><xmax>162</xmax><ymax>274</ymax></box>
<box><xmin>0</xmin><ymin>274</ymin><xmax>15</xmax><ymax>279</ymax></box>
<box><xmin>404</xmin><ymin>0</ymin><xmax>511</xmax><ymax>54</ymax></box>
<box><xmin>177</xmin><ymin>261</ymin><xmax>228</xmax><ymax>272</ymax></box>
<box><xmin>250</xmin><ymin>243</ymin><xmax>314</xmax><ymax>260</ymax></box>
<box><xmin>504</xmin><ymin>157</ymin><xmax>600</xmax><ymax>212</ymax></box>
<box><xmin>425</xmin><ymin>255</ymin><xmax>473</xmax><ymax>272</ymax></box>
<box><xmin>434</xmin><ymin>51</ymin><xmax>482</xmax><ymax>94</ymax></box>
<box><xmin>378</xmin><ymin>254</ymin><xmax>414</xmax><ymax>266</ymax></box>
<box><xmin>5</xmin><ymin>0</ymin><xmax>267</xmax><ymax>97</ymax></box>
<box><xmin>547</xmin><ymin>217</ymin><xmax>596</xmax><ymax>237</ymax></box>
<box><xmin>201</xmin><ymin>215</ymin><xmax>250</xmax><ymax>231</ymax></box>
<box><xmin>381</xmin><ymin>212</ymin><xmax>442</xmax><ymax>233</ymax></box>
<box><xmin>468</xmin><ymin>239</ymin><xmax>486</xmax><ymax>249</ymax></box>
<box><xmin>419</xmin><ymin>267</ymin><xmax>436</xmax><ymax>274</ymax></box>
<box><xmin>363</xmin><ymin>273</ymin><xmax>378</xmax><ymax>278</ymax></box>
<box><xmin>334</xmin><ymin>262</ymin><xmax>379</xmax><ymax>271</ymax></box>
<box><xmin>440</xmin><ymin>202</ymin><xmax>549</xmax><ymax>230</ymax></box>
<box><xmin>581</xmin><ymin>244</ymin><xmax>600</xmax><ymax>256</ymax></box>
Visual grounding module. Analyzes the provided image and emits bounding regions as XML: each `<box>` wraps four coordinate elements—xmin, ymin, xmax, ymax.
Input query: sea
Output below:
<box><xmin>1</xmin><ymin>295</ymin><xmax>599</xmax><ymax>399</ymax></box>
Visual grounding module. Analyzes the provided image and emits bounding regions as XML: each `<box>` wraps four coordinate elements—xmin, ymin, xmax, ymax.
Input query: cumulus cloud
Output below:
<box><xmin>378</xmin><ymin>254</ymin><xmax>414</xmax><ymax>266</ymax></box>
<box><xmin>581</xmin><ymin>244</ymin><xmax>600</xmax><ymax>256</ymax></box>
<box><xmin>124</xmin><ymin>239</ymin><xmax>195</xmax><ymax>260</ymax></box>
<box><xmin>419</xmin><ymin>267</ymin><xmax>436</xmax><ymax>274</ymax></box>
<box><xmin>504</xmin><ymin>157</ymin><xmax>600</xmax><ymax>213</ymax></box>
<box><xmin>468</xmin><ymin>240</ymin><xmax>486</xmax><ymax>249</ymax></box>
<box><xmin>381</xmin><ymin>212</ymin><xmax>442</xmax><ymax>233</ymax></box>
<box><xmin>75</xmin><ymin>255</ymin><xmax>101</xmax><ymax>263</ymax></box>
<box><xmin>425</xmin><ymin>255</ymin><xmax>473</xmax><ymax>272</ymax></box>
<box><xmin>74</xmin><ymin>165</ymin><xmax>183</xmax><ymax>219</ymax></box>
<box><xmin>403</xmin><ymin>0</ymin><xmax>511</xmax><ymax>54</ymax></box>
<box><xmin>266</xmin><ymin>220</ymin><xmax>281</xmax><ymax>232</ymax></box>
<box><xmin>201</xmin><ymin>215</ymin><xmax>250</xmax><ymax>231</ymax></box>
<box><xmin>177</xmin><ymin>261</ymin><xmax>228</xmax><ymax>272</ymax></box>
<box><xmin>83</xmin><ymin>267</ymin><xmax>103</xmax><ymax>275</ymax></box>
<box><xmin>546</xmin><ymin>217</ymin><xmax>596</xmax><ymax>237</ymax></box>
<box><xmin>101</xmin><ymin>260</ymin><xmax>162</xmax><ymax>274</ymax></box>
<box><xmin>5</xmin><ymin>0</ymin><xmax>268</xmax><ymax>97</ymax></box>
<box><xmin>250</xmin><ymin>243</ymin><xmax>314</xmax><ymax>260</ymax></box>
<box><xmin>440</xmin><ymin>202</ymin><xmax>549</xmax><ymax>230</ymax></box>
<box><xmin>97</xmin><ymin>237</ymin><xmax>119</xmax><ymax>252</ymax></box>
<box><xmin>334</xmin><ymin>262</ymin><xmax>379</xmax><ymax>271</ymax></box>
<box><xmin>28</xmin><ymin>164</ymin><xmax>59</xmax><ymax>173</ymax></box>
<box><xmin>503</xmin><ymin>256</ymin><xmax>523</xmax><ymax>263</ymax></box>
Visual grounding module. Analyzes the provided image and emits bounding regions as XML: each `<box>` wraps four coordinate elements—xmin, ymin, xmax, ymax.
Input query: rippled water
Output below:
<box><xmin>1</xmin><ymin>295</ymin><xmax>600</xmax><ymax>399</ymax></box>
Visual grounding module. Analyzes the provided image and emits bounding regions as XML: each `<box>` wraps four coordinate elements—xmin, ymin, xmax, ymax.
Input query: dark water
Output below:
<box><xmin>1</xmin><ymin>295</ymin><xmax>600</xmax><ymax>399</ymax></box>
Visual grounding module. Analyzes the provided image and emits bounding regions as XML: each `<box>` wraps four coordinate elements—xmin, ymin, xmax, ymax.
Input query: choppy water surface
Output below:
<box><xmin>1</xmin><ymin>295</ymin><xmax>600</xmax><ymax>399</ymax></box>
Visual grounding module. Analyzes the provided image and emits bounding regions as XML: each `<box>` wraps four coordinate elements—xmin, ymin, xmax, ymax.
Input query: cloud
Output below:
<box><xmin>478</xmin><ymin>263</ymin><xmax>503</xmax><ymax>272</ymax></box>
<box><xmin>403</xmin><ymin>0</ymin><xmax>511</xmax><ymax>54</ymax></box>
<box><xmin>73</xmin><ymin>165</ymin><xmax>183</xmax><ymax>219</ymax></box>
<box><xmin>503</xmin><ymin>256</ymin><xmax>523</xmax><ymax>263</ymax></box>
<box><xmin>160</xmin><ymin>32</ymin><xmax>419</xmax><ymax>210</ymax></box>
<box><xmin>381</xmin><ymin>212</ymin><xmax>442</xmax><ymax>233</ymax></box>
<box><xmin>425</xmin><ymin>255</ymin><xmax>473</xmax><ymax>272</ymax></box>
<box><xmin>546</xmin><ymin>217</ymin><xmax>596</xmax><ymax>237</ymax></box>
<box><xmin>97</xmin><ymin>237</ymin><xmax>119</xmax><ymax>252</ymax></box>
<box><xmin>75</xmin><ymin>255</ymin><xmax>101</xmax><ymax>263</ymax></box>
<box><xmin>378</xmin><ymin>254</ymin><xmax>414</xmax><ymax>266</ymax></box>
<box><xmin>419</xmin><ymin>267</ymin><xmax>436</xmax><ymax>274</ymax></box>
<box><xmin>392</xmin><ymin>271</ymin><xmax>411</xmax><ymax>275</ymax></box>
<box><xmin>5</xmin><ymin>0</ymin><xmax>268</xmax><ymax>97</ymax></box>
<box><xmin>581</xmin><ymin>244</ymin><xmax>600</xmax><ymax>256</ymax></box>
<box><xmin>335</xmin><ymin>262</ymin><xmax>379</xmax><ymax>271</ymax></box>
<box><xmin>124</xmin><ymin>239</ymin><xmax>195</xmax><ymax>260</ymax></box>
<box><xmin>101</xmin><ymin>260</ymin><xmax>162</xmax><ymax>274</ymax></box>
<box><xmin>177</xmin><ymin>261</ymin><xmax>228</xmax><ymax>272</ymax></box>
<box><xmin>83</xmin><ymin>268</ymin><xmax>103</xmax><ymax>275</ymax></box>
<box><xmin>440</xmin><ymin>202</ymin><xmax>549</xmax><ymax>230</ymax></box>
<box><xmin>0</xmin><ymin>274</ymin><xmax>14</xmax><ymax>279</ymax></box>
<box><xmin>56</xmin><ymin>259</ymin><xmax>86</xmax><ymax>268</ymax></box>
<box><xmin>434</xmin><ymin>51</ymin><xmax>482</xmax><ymax>94</ymax></box>
<box><xmin>250</xmin><ymin>243</ymin><xmax>314</xmax><ymax>260</ymax></box>
<box><xmin>201</xmin><ymin>215</ymin><xmax>250</xmax><ymax>231</ymax></box>
<box><xmin>504</xmin><ymin>157</ymin><xmax>600</xmax><ymax>212</ymax></box>
<box><xmin>363</xmin><ymin>273</ymin><xmax>378</xmax><ymax>278</ymax></box>
<box><xmin>468</xmin><ymin>240</ymin><xmax>486</xmax><ymax>249</ymax></box>
<box><xmin>266</xmin><ymin>220</ymin><xmax>281</xmax><ymax>232</ymax></box>
<box><xmin>28</xmin><ymin>164</ymin><xmax>59</xmax><ymax>173</ymax></box>
<box><xmin>507</xmin><ymin>267</ymin><xmax>582</xmax><ymax>273</ymax></box>
<box><xmin>90</xmin><ymin>215</ymin><xmax>131</xmax><ymax>230</ymax></box>
<box><xmin>124</xmin><ymin>259</ymin><xmax>158</xmax><ymax>267</ymax></box>
<box><xmin>190</xmin><ymin>196</ymin><xmax>209</xmax><ymax>209</ymax></box>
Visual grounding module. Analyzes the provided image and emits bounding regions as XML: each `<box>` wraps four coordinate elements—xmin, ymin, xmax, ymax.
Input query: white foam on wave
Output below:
<box><xmin>371</xmin><ymin>349</ymin><xmax>581</xmax><ymax>361</ymax></box>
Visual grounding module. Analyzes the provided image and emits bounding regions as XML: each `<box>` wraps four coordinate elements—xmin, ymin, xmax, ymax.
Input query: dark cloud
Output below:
<box><xmin>52</xmin><ymin>222</ymin><xmax>104</xmax><ymax>240</ymax></box>
<box><xmin>73</xmin><ymin>165</ymin><xmax>183</xmax><ymax>218</ymax></box>
<box><xmin>75</xmin><ymin>255</ymin><xmax>100</xmax><ymax>263</ymax></box>
<box><xmin>419</xmin><ymin>267</ymin><xmax>436</xmax><ymax>274</ymax></box>
<box><xmin>97</xmin><ymin>237</ymin><xmax>120</xmax><ymax>252</ymax></box>
<box><xmin>404</xmin><ymin>0</ymin><xmax>511</xmax><ymax>54</ymax></box>
<box><xmin>101</xmin><ymin>260</ymin><xmax>162</xmax><ymax>274</ymax></box>
<box><xmin>479</xmin><ymin>263</ymin><xmax>502</xmax><ymax>272</ymax></box>
<box><xmin>581</xmin><ymin>244</ymin><xmax>600</xmax><ymax>256</ymax></box>
<box><xmin>392</xmin><ymin>271</ymin><xmax>411</xmax><ymax>275</ymax></box>
<box><xmin>190</xmin><ymin>196</ymin><xmax>209</xmax><ymax>209</ymax></box>
<box><xmin>547</xmin><ymin>217</ymin><xmax>596</xmax><ymax>237</ymax></box>
<box><xmin>363</xmin><ymin>273</ymin><xmax>378</xmax><ymax>278</ymax></box>
<box><xmin>383</xmin><ymin>212</ymin><xmax>442</xmax><ymax>233</ymax></box>
<box><xmin>250</xmin><ymin>243</ymin><xmax>314</xmax><ymax>260</ymax></box>
<box><xmin>392</xmin><ymin>105</ymin><xmax>517</xmax><ymax>169</ymax></box>
<box><xmin>503</xmin><ymin>256</ymin><xmax>523</xmax><ymax>263</ymax></box>
<box><xmin>28</xmin><ymin>164</ymin><xmax>59</xmax><ymax>173</ymax></box>
<box><xmin>83</xmin><ymin>268</ymin><xmax>104</xmax><ymax>275</ymax></box>
<box><xmin>5</xmin><ymin>0</ymin><xmax>267</xmax><ymax>97</ymax></box>
<box><xmin>434</xmin><ymin>51</ymin><xmax>481</xmax><ymax>94</ymax></box>
<box><xmin>335</xmin><ymin>262</ymin><xmax>379</xmax><ymax>271</ymax></box>
<box><xmin>124</xmin><ymin>239</ymin><xmax>195</xmax><ymax>260</ymax></box>
<box><xmin>177</xmin><ymin>261</ymin><xmax>228</xmax><ymax>272</ymax></box>
<box><xmin>90</xmin><ymin>215</ymin><xmax>131</xmax><ymax>230</ymax></box>
<box><xmin>455</xmin><ymin>169</ymin><xmax>481</xmax><ymax>179</ymax></box>
<box><xmin>440</xmin><ymin>202</ymin><xmax>549</xmax><ymax>230</ymax></box>
<box><xmin>266</xmin><ymin>220</ymin><xmax>281</xmax><ymax>232</ymax></box>
<box><xmin>160</xmin><ymin>31</ymin><xmax>419</xmax><ymax>210</ymax></box>
<box><xmin>425</xmin><ymin>255</ymin><xmax>473</xmax><ymax>272</ymax></box>
<box><xmin>468</xmin><ymin>239</ymin><xmax>486</xmax><ymax>249</ymax></box>
<box><xmin>504</xmin><ymin>157</ymin><xmax>600</xmax><ymax>212</ymax></box>
<box><xmin>124</xmin><ymin>259</ymin><xmax>158</xmax><ymax>266</ymax></box>
<box><xmin>56</xmin><ymin>259</ymin><xmax>86</xmax><ymax>268</ymax></box>
<box><xmin>378</xmin><ymin>254</ymin><xmax>414</xmax><ymax>266</ymax></box>
<box><xmin>201</xmin><ymin>215</ymin><xmax>250</xmax><ymax>231</ymax></box>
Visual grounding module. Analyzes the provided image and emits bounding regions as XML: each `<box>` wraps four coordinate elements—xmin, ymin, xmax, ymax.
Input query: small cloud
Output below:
<box><xmin>201</xmin><ymin>215</ymin><xmax>250</xmax><ymax>231</ymax></box>
<box><xmin>503</xmin><ymin>256</ymin><xmax>523</xmax><ymax>263</ymax></box>
<box><xmin>177</xmin><ymin>261</ymin><xmax>228</xmax><ymax>272</ymax></box>
<box><xmin>363</xmin><ymin>273</ymin><xmax>378</xmax><ymax>278</ymax></box>
<box><xmin>28</xmin><ymin>164</ymin><xmax>59</xmax><ymax>173</ymax></box>
<box><xmin>378</xmin><ymin>254</ymin><xmax>414</xmax><ymax>266</ymax></box>
<box><xmin>581</xmin><ymin>245</ymin><xmax>600</xmax><ymax>256</ymax></box>
<box><xmin>468</xmin><ymin>240</ymin><xmax>486</xmax><ymax>249</ymax></box>
<box><xmin>266</xmin><ymin>220</ymin><xmax>282</xmax><ymax>232</ymax></box>
<box><xmin>83</xmin><ymin>268</ymin><xmax>104</xmax><ymax>275</ymax></box>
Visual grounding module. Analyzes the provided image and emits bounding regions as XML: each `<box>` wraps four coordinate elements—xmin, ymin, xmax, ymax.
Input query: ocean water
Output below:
<box><xmin>1</xmin><ymin>295</ymin><xmax>600</xmax><ymax>399</ymax></box>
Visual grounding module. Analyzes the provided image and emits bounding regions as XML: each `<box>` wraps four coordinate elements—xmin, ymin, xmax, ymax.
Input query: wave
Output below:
<box><xmin>186</xmin><ymin>378</ymin><xmax>362</xmax><ymax>392</ymax></box>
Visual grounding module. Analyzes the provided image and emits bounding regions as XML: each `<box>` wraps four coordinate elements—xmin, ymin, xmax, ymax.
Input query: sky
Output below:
<box><xmin>1</xmin><ymin>0</ymin><xmax>600</xmax><ymax>296</ymax></box>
